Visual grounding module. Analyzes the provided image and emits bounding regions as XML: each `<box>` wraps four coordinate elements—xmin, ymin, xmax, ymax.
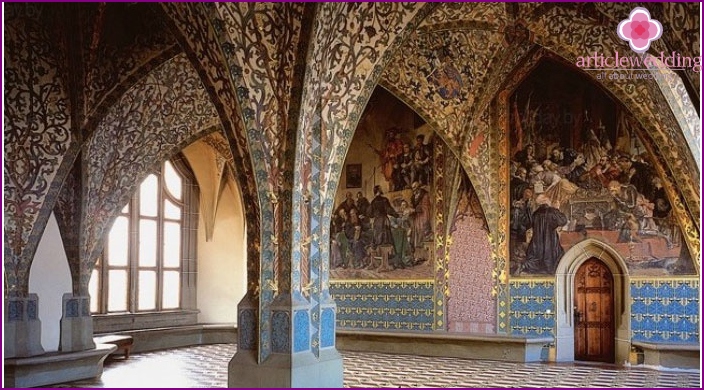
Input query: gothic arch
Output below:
<box><xmin>524</xmin><ymin>6</ymin><xmax>700</xmax><ymax>261</ymax></box>
<box><xmin>79</xmin><ymin>53</ymin><xmax>223</xmax><ymax>294</ymax></box>
<box><xmin>553</xmin><ymin>239</ymin><xmax>631</xmax><ymax>364</ymax></box>
<box><xmin>160</xmin><ymin>2</ymin><xmax>263</xmax><ymax>302</ymax></box>
<box><xmin>643</xmin><ymin>55</ymin><xmax>701</xmax><ymax>172</ymax></box>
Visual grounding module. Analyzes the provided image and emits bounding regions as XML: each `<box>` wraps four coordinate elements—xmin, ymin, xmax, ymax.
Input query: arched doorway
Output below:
<box><xmin>573</xmin><ymin>257</ymin><xmax>614</xmax><ymax>363</ymax></box>
<box><xmin>554</xmin><ymin>239</ymin><xmax>631</xmax><ymax>364</ymax></box>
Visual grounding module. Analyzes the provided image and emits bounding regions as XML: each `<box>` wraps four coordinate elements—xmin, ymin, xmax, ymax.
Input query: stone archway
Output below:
<box><xmin>553</xmin><ymin>239</ymin><xmax>631</xmax><ymax>364</ymax></box>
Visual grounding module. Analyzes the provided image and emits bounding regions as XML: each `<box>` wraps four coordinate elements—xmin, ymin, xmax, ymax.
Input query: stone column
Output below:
<box><xmin>59</xmin><ymin>293</ymin><xmax>96</xmax><ymax>352</ymax></box>
<box><xmin>229</xmin><ymin>291</ymin><xmax>342</xmax><ymax>388</ymax></box>
<box><xmin>182</xmin><ymin>3</ymin><xmax>428</xmax><ymax>387</ymax></box>
<box><xmin>223</xmin><ymin>22</ymin><xmax>344</xmax><ymax>382</ymax></box>
<box><xmin>4</xmin><ymin>294</ymin><xmax>45</xmax><ymax>358</ymax></box>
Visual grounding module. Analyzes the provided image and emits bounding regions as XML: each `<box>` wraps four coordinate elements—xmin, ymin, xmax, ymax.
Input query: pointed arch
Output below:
<box><xmin>643</xmin><ymin>55</ymin><xmax>701</xmax><ymax>172</ymax></box>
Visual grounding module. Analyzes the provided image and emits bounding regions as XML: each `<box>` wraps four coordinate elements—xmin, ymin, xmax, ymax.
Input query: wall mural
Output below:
<box><xmin>528</xmin><ymin>4</ymin><xmax>700</xmax><ymax>265</ymax></box>
<box><xmin>329</xmin><ymin>87</ymin><xmax>492</xmax><ymax>330</ymax></box>
<box><xmin>509</xmin><ymin>60</ymin><xmax>696</xmax><ymax>277</ymax></box>
<box><xmin>331</xmin><ymin>88</ymin><xmax>434</xmax><ymax>280</ymax></box>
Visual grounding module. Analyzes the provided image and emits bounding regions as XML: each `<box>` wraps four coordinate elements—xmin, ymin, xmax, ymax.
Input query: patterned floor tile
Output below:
<box><xmin>42</xmin><ymin>344</ymin><xmax>701</xmax><ymax>388</ymax></box>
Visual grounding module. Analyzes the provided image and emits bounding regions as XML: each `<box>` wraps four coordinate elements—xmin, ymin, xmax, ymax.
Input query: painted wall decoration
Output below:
<box><xmin>161</xmin><ymin>2</ymin><xmax>263</xmax><ymax>301</ymax></box>
<box><xmin>81</xmin><ymin>3</ymin><xmax>179</xmax><ymax>129</ymax></box>
<box><xmin>331</xmin><ymin>88</ymin><xmax>434</xmax><ymax>280</ymax></box>
<box><xmin>330</xmin><ymin>137</ymin><xmax>492</xmax><ymax>332</ymax></box>
<box><xmin>631</xmin><ymin>279</ymin><xmax>699</xmax><ymax>343</ymax></box>
<box><xmin>4</xmin><ymin>4</ymin><xmax>77</xmax><ymax>297</ymax></box>
<box><xmin>508</xmin><ymin>60</ymin><xmax>696</xmax><ymax>277</ymax></box>
<box><xmin>173</xmin><ymin>2</ymin><xmax>431</xmax><ymax>362</ymax></box>
<box><xmin>527</xmin><ymin>4</ymin><xmax>700</xmax><ymax>269</ymax></box>
<box><xmin>509</xmin><ymin>280</ymin><xmax>555</xmax><ymax>337</ymax></box>
<box><xmin>82</xmin><ymin>53</ymin><xmax>221</xmax><ymax>293</ymax></box>
<box><xmin>331</xmin><ymin>280</ymin><xmax>434</xmax><ymax>331</ymax></box>
<box><xmin>447</xmin><ymin>197</ymin><xmax>495</xmax><ymax>333</ymax></box>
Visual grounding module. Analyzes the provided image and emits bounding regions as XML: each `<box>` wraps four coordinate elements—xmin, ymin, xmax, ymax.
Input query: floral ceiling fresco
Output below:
<box><xmin>81</xmin><ymin>53</ymin><xmax>221</xmax><ymax>292</ymax></box>
<box><xmin>508</xmin><ymin>60</ymin><xmax>696</xmax><ymax>277</ymax></box>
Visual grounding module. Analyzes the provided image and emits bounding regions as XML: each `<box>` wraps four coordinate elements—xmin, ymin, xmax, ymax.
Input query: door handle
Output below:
<box><xmin>574</xmin><ymin>307</ymin><xmax>582</xmax><ymax>324</ymax></box>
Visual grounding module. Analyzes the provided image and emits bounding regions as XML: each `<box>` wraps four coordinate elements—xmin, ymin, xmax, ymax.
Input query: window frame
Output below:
<box><xmin>91</xmin><ymin>155</ymin><xmax>199</xmax><ymax>331</ymax></box>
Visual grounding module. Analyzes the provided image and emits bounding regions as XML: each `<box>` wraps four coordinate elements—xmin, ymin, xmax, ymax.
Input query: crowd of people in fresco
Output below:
<box><xmin>510</xmin><ymin>134</ymin><xmax>679</xmax><ymax>275</ymax></box>
<box><xmin>368</xmin><ymin>128</ymin><xmax>433</xmax><ymax>192</ymax></box>
<box><xmin>330</xmin><ymin>182</ymin><xmax>432</xmax><ymax>272</ymax></box>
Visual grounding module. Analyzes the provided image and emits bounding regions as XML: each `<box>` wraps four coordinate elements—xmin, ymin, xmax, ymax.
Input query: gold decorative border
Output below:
<box><xmin>331</xmin><ymin>279</ymin><xmax>434</xmax><ymax>285</ymax></box>
<box><xmin>629</xmin><ymin>276</ymin><xmax>701</xmax><ymax>282</ymax></box>
<box><xmin>510</xmin><ymin>277</ymin><xmax>555</xmax><ymax>283</ymax></box>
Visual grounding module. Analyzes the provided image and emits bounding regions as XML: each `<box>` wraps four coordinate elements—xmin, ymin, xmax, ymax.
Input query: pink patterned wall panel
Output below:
<box><xmin>448</xmin><ymin>215</ymin><xmax>495</xmax><ymax>333</ymax></box>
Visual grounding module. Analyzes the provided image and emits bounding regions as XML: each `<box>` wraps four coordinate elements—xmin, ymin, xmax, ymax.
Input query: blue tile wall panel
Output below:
<box><xmin>330</xmin><ymin>281</ymin><xmax>434</xmax><ymax>331</ymax></box>
<box><xmin>509</xmin><ymin>281</ymin><xmax>555</xmax><ymax>337</ymax></box>
<box><xmin>631</xmin><ymin>279</ymin><xmax>699</xmax><ymax>343</ymax></box>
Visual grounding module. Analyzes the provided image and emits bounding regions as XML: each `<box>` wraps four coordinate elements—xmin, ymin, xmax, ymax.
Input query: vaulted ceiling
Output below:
<box><xmin>3</xmin><ymin>3</ymin><xmax>700</xmax><ymax>297</ymax></box>
<box><xmin>28</xmin><ymin>3</ymin><xmax>699</xmax><ymax>157</ymax></box>
<box><xmin>65</xmin><ymin>2</ymin><xmax>701</xmax><ymax>225</ymax></box>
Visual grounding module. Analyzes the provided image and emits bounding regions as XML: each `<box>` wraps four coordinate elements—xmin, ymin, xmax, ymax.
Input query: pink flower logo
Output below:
<box><xmin>617</xmin><ymin>7</ymin><xmax>662</xmax><ymax>53</ymax></box>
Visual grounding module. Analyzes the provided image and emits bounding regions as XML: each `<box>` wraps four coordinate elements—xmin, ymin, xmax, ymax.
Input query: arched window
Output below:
<box><xmin>89</xmin><ymin>157</ymin><xmax>198</xmax><ymax>321</ymax></box>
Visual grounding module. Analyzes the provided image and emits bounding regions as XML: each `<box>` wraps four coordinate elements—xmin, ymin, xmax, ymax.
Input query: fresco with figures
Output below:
<box><xmin>331</xmin><ymin>88</ymin><xmax>435</xmax><ymax>280</ymax></box>
<box><xmin>509</xmin><ymin>60</ymin><xmax>696</xmax><ymax>277</ymax></box>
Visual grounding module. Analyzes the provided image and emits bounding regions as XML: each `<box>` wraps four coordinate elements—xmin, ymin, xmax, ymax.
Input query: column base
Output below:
<box><xmin>229</xmin><ymin>348</ymin><xmax>343</xmax><ymax>388</ymax></box>
<box><xmin>60</xmin><ymin>317</ymin><xmax>96</xmax><ymax>352</ymax></box>
<box><xmin>60</xmin><ymin>294</ymin><xmax>95</xmax><ymax>352</ymax></box>
<box><xmin>5</xmin><ymin>294</ymin><xmax>45</xmax><ymax>358</ymax></box>
<box><xmin>4</xmin><ymin>319</ymin><xmax>45</xmax><ymax>358</ymax></box>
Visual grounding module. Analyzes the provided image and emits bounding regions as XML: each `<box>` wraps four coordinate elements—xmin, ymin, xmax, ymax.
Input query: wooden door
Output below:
<box><xmin>574</xmin><ymin>257</ymin><xmax>614</xmax><ymax>363</ymax></box>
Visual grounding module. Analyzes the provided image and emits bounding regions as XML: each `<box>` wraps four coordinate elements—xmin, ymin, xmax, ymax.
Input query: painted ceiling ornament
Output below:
<box><xmin>502</xmin><ymin>22</ymin><xmax>531</xmax><ymax>46</ymax></box>
<box><xmin>427</xmin><ymin>46</ymin><xmax>463</xmax><ymax>100</ymax></box>
<box><xmin>617</xmin><ymin>7</ymin><xmax>663</xmax><ymax>54</ymax></box>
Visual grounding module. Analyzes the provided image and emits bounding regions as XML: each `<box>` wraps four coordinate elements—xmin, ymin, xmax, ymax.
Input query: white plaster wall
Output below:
<box><xmin>197</xmin><ymin>184</ymin><xmax>247</xmax><ymax>324</ymax></box>
<box><xmin>28</xmin><ymin>212</ymin><xmax>72</xmax><ymax>352</ymax></box>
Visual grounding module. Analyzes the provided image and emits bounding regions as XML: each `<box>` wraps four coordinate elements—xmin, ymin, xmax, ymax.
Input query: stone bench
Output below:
<box><xmin>94</xmin><ymin>324</ymin><xmax>237</xmax><ymax>355</ymax></box>
<box><xmin>94</xmin><ymin>335</ymin><xmax>134</xmax><ymax>359</ymax></box>
<box><xmin>4</xmin><ymin>344</ymin><xmax>116</xmax><ymax>387</ymax></box>
<box><xmin>631</xmin><ymin>341</ymin><xmax>699</xmax><ymax>369</ymax></box>
<box><xmin>337</xmin><ymin>329</ymin><xmax>553</xmax><ymax>363</ymax></box>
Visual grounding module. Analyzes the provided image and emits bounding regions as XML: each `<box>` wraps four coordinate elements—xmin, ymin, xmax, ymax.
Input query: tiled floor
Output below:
<box><xmin>46</xmin><ymin>344</ymin><xmax>700</xmax><ymax>388</ymax></box>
